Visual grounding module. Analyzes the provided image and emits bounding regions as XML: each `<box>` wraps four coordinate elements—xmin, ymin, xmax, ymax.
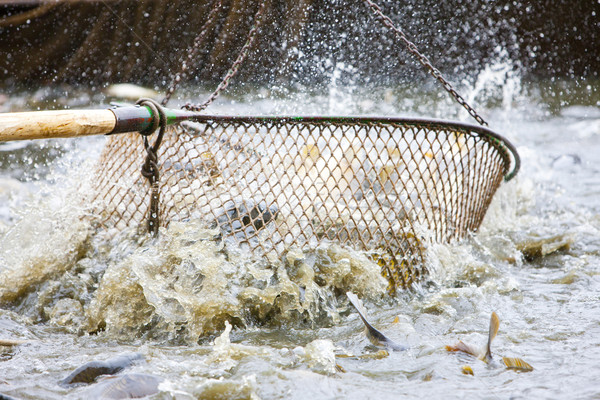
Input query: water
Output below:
<box><xmin>0</xmin><ymin>75</ymin><xmax>599</xmax><ymax>399</ymax></box>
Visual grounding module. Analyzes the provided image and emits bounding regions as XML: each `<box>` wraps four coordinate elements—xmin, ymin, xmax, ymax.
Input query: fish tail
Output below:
<box><xmin>502</xmin><ymin>357</ymin><xmax>534</xmax><ymax>371</ymax></box>
<box><xmin>484</xmin><ymin>312</ymin><xmax>500</xmax><ymax>361</ymax></box>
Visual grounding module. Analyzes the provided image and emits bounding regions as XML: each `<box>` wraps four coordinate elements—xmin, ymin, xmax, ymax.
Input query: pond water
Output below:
<box><xmin>0</xmin><ymin>74</ymin><xmax>599</xmax><ymax>399</ymax></box>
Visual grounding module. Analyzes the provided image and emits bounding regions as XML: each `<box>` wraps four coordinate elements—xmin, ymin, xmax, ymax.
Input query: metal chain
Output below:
<box><xmin>161</xmin><ymin>0</ymin><xmax>223</xmax><ymax>106</ymax></box>
<box><xmin>183</xmin><ymin>0</ymin><xmax>268</xmax><ymax>112</ymax></box>
<box><xmin>136</xmin><ymin>98</ymin><xmax>167</xmax><ymax>236</ymax></box>
<box><xmin>362</xmin><ymin>0</ymin><xmax>488</xmax><ymax>126</ymax></box>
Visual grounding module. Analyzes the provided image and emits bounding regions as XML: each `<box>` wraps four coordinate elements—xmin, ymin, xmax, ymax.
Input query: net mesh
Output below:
<box><xmin>92</xmin><ymin>116</ymin><xmax>515</xmax><ymax>294</ymax></box>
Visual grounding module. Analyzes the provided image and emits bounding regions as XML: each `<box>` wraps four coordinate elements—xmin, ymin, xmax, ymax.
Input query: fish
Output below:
<box><xmin>217</xmin><ymin>200</ymin><xmax>278</xmax><ymax>236</ymax></box>
<box><xmin>60</xmin><ymin>353</ymin><xmax>144</xmax><ymax>386</ymax></box>
<box><xmin>86</xmin><ymin>374</ymin><xmax>162</xmax><ymax>399</ymax></box>
<box><xmin>445</xmin><ymin>312</ymin><xmax>533</xmax><ymax>371</ymax></box>
<box><xmin>336</xmin><ymin>349</ymin><xmax>390</xmax><ymax>360</ymax></box>
<box><xmin>445</xmin><ymin>312</ymin><xmax>499</xmax><ymax>364</ymax></box>
<box><xmin>346</xmin><ymin>291</ymin><xmax>407</xmax><ymax>351</ymax></box>
<box><xmin>300</xmin><ymin>143</ymin><xmax>320</xmax><ymax>164</ymax></box>
<box><xmin>298</xmin><ymin>143</ymin><xmax>365</xmax><ymax>201</ymax></box>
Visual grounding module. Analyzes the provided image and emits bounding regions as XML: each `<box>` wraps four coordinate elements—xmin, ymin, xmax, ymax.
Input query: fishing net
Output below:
<box><xmin>88</xmin><ymin>0</ymin><xmax>519</xmax><ymax>294</ymax></box>
<box><xmin>93</xmin><ymin>115</ymin><xmax>518</xmax><ymax>293</ymax></box>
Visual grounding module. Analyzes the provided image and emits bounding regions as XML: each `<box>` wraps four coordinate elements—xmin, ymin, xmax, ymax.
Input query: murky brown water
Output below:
<box><xmin>1</xmin><ymin>76</ymin><xmax>599</xmax><ymax>399</ymax></box>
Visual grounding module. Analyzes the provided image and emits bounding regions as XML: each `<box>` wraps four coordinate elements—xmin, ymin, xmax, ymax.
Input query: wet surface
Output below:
<box><xmin>0</xmin><ymin>77</ymin><xmax>599</xmax><ymax>399</ymax></box>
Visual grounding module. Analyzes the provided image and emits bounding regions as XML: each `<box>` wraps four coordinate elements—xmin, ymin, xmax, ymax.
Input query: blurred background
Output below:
<box><xmin>1</xmin><ymin>0</ymin><xmax>598</xmax><ymax>88</ymax></box>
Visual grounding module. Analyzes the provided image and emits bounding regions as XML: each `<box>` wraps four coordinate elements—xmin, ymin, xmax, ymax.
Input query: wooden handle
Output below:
<box><xmin>0</xmin><ymin>109</ymin><xmax>117</xmax><ymax>142</ymax></box>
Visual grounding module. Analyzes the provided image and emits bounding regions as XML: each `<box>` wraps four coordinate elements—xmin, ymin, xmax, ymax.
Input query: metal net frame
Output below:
<box><xmin>89</xmin><ymin>0</ymin><xmax>522</xmax><ymax>294</ymax></box>
<box><xmin>92</xmin><ymin>115</ymin><xmax>519</xmax><ymax>294</ymax></box>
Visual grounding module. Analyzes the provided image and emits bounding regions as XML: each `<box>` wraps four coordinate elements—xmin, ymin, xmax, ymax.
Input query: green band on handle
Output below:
<box><xmin>109</xmin><ymin>105</ymin><xmax>202</xmax><ymax>135</ymax></box>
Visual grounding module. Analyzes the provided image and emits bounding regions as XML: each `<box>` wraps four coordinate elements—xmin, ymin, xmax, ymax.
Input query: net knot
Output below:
<box><xmin>135</xmin><ymin>98</ymin><xmax>166</xmax><ymax>236</ymax></box>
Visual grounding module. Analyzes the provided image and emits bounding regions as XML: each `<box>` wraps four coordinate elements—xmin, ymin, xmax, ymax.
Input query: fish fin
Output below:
<box><xmin>346</xmin><ymin>291</ymin><xmax>378</xmax><ymax>339</ymax></box>
<box><xmin>502</xmin><ymin>357</ymin><xmax>534</xmax><ymax>372</ymax></box>
<box><xmin>346</xmin><ymin>292</ymin><xmax>378</xmax><ymax>341</ymax></box>
<box><xmin>346</xmin><ymin>291</ymin><xmax>370</xmax><ymax>324</ymax></box>
<box><xmin>358</xmin><ymin>350</ymin><xmax>389</xmax><ymax>360</ymax></box>
<box><xmin>346</xmin><ymin>292</ymin><xmax>406</xmax><ymax>351</ymax></box>
<box><xmin>484</xmin><ymin>312</ymin><xmax>500</xmax><ymax>361</ymax></box>
<box><xmin>445</xmin><ymin>341</ymin><xmax>481</xmax><ymax>358</ymax></box>
<box><xmin>461</xmin><ymin>365</ymin><xmax>474</xmax><ymax>375</ymax></box>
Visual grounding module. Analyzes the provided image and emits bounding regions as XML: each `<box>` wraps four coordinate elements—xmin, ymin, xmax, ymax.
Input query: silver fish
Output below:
<box><xmin>87</xmin><ymin>374</ymin><xmax>162</xmax><ymax>399</ymax></box>
<box><xmin>60</xmin><ymin>353</ymin><xmax>144</xmax><ymax>386</ymax></box>
<box><xmin>346</xmin><ymin>291</ymin><xmax>407</xmax><ymax>351</ymax></box>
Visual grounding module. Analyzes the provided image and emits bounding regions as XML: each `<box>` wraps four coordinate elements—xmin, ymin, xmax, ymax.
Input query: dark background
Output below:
<box><xmin>0</xmin><ymin>0</ymin><xmax>598</xmax><ymax>88</ymax></box>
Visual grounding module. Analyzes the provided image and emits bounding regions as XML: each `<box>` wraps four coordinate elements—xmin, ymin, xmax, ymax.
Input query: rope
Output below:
<box><xmin>135</xmin><ymin>98</ymin><xmax>167</xmax><ymax>236</ymax></box>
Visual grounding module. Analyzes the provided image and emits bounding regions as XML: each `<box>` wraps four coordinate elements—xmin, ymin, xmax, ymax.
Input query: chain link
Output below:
<box><xmin>362</xmin><ymin>0</ymin><xmax>488</xmax><ymax>126</ymax></box>
<box><xmin>183</xmin><ymin>0</ymin><xmax>268</xmax><ymax>112</ymax></box>
<box><xmin>162</xmin><ymin>0</ymin><xmax>224</xmax><ymax>106</ymax></box>
<box><xmin>164</xmin><ymin>0</ymin><xmax>484</xmax><ymax>124</ymax></box>
<box><xmin>136</xmin><ymin>98</ymin><xmax>167</xmax><ymax>236</ymax></box>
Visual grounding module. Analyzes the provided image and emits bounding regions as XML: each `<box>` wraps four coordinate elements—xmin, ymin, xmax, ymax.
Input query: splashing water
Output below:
<box><xmin>462</xmin><ymin>47</ymin><xmax>524</xmax><ymax>119</ymax></box>
<box><xmin>1</xmin><ymin>73</ymin><xmax>600</xmax><ymax>399</ymax></box>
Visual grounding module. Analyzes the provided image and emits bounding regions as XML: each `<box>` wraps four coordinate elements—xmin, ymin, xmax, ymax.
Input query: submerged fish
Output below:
<box><xmin>445</xmin><ymin>312</ymin><xmax>533</xmax><ymax>371</ymax></box>
<box><xmin>346</xmin><ymin>291</ymin><xmax>407</xmax><ymax>351</ymax></box>
<box><xmin>87</xmin><ymin>374</ymin><xmax>162</xmax><ymax>399</ymax></box>
<box><xmin>217</xmin><ymin>200</ymin><xmax>278</xmax><ymax>236</ymax></box>
<box><xmin>337</xmin><ymin>349</ymin><xmax>390</xmax><ymax>360</ymax></box>
<box><xmin>60</xmin><ymin>353</ymin><xmax>144</xmax><ymax>386</ymax></box>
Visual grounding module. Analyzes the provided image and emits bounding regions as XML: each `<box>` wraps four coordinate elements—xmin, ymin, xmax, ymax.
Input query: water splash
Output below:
<box><xmin>462</xmin><ymin>47</ymin><xmax>523</xmax><ymax>120</ymax></box>
<box><xmin>326</xmin><ymin>60</ymin><xmax>359</xmax><ymax>115</ymax></box>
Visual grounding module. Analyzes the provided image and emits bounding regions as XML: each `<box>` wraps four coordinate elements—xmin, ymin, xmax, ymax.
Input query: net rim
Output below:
<box><xmin>182</xmin><ymin>114</ymin><xmax>520</xmax><ymax>182</ymax></box>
